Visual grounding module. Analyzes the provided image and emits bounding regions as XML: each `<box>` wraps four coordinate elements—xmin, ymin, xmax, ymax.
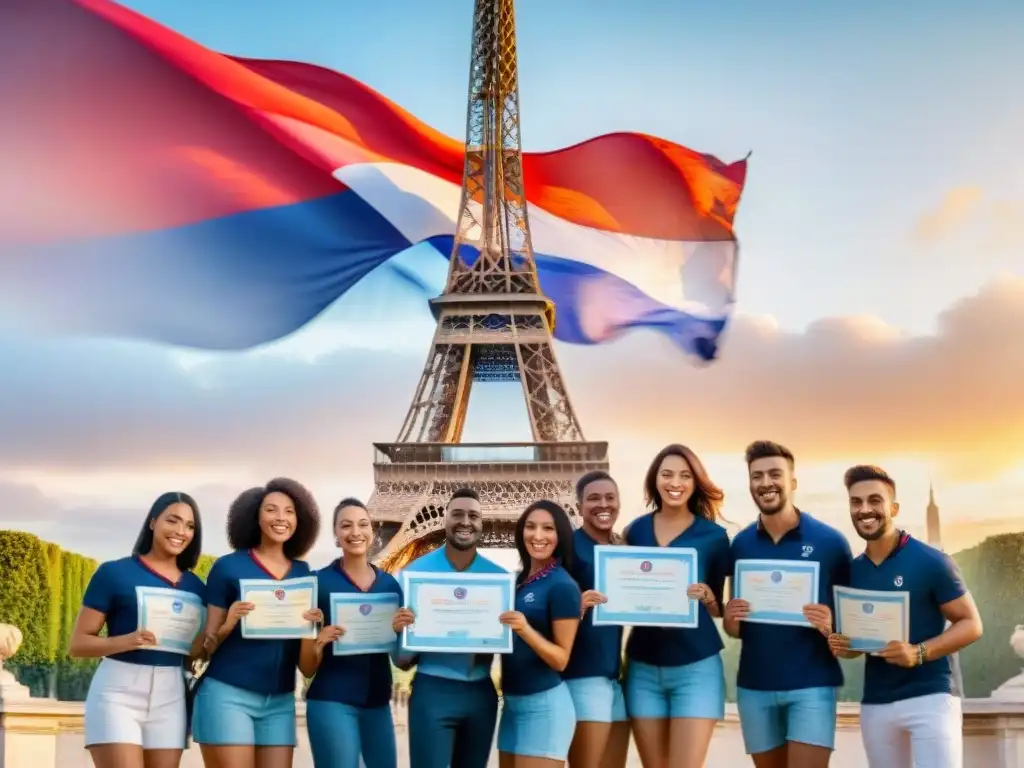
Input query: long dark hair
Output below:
<box><xmin>514</xmin><ymin>500</ymin><xmax>575</xmax><ymax>585</ymax></box>
<box><xmin>132</xmin><ymin>492</ymin><xmax>202</xmax><ymax>572</ymax></box>
<box><xmin>644</xmin><ymin>444</ymin><xmax>725</xmax><ymax>522</ymax></box>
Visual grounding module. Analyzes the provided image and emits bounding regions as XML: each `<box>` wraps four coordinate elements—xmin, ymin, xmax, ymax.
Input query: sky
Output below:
<box><xmin>1</xmin><ymin>0</ymin><xmax>1022</xmax><ymax>565</ymax></box>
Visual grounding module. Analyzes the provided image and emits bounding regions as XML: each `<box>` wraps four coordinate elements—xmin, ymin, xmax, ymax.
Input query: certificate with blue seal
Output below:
<box><xmin>136</xmin><ymin>586</ymin><xmax>205</xmax><ymax>654</ymax></box>
<box><xmin>834</xmin><ymin>585</ymin><xmax>909</xmax><ymax>651</ymax></box>
<box><xmin>329</xmin><ymin>593</ymin><xmax>401</xmax><ymax>656</ymax></box>
<box><xmin>400</xmin><ymin>572</ymin><xmax>516</xmax><ymax>654</ymax></box>
<box><xmin>733</xmin><ymin>558</ymin><xmax>819</xmax><ymax>627</ymax></box>
<box><xmin>592</xmin><ymin>545</ymin><xmax>700</xmax><ymax>628</ymax></box>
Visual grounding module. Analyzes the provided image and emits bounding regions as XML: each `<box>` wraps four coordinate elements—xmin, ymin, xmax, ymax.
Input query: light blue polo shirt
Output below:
<box><xmin>397</xmin><ymin>546</ymin><xmax>509</xmax><ymax>682</ymax></box>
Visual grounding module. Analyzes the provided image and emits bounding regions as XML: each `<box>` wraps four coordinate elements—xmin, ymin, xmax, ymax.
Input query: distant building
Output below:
<box><xmin>926</xmin><ymin>482</ymin><xmax>964</xmax><ymax>698</ymax></box>
<box><xmin>926</xmin><ymin>482</ymin><xmax>942</xmax><ymax>549</ymax></box>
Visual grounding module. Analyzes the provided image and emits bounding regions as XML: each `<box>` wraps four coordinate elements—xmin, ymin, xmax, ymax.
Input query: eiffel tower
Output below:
<box><xmin>368</xmin><ymin>0</ymin><xmax>609</xmax><ymax>571</ymax></box>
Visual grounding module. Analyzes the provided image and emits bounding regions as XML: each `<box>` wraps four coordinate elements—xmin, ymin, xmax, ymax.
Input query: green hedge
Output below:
<box><xmin>0</xmin><ymin>533</ymin><xmax>99</xmax><ymax>699</ymax></box>
<box><xmin>0</xmin><ymin>531</ymin><xmax>51</xmax><ymax>665</ymax></box>
<box><xmin>194</xmin><ymin>554</ymin><xmax>216</xmax><ymax>582</ymax></box>
<box><xmin>954</xmin><ymin>533</ymin><xmax>1024</xmax><ymax>697</ymax></box>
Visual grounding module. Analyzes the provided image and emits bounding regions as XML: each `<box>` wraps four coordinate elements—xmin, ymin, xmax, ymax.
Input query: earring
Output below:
<box><xmin>335</xmin><ymin>538</ymin><xmax>340</xmax><ymax>547</ymax></box>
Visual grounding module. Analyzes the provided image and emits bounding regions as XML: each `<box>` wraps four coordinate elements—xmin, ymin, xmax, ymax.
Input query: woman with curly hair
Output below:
<box><xmin>191</xmin><ymin>478</ymin><xmax>322</xmax><ymax>768</ymax></box>
<box><xmin>299</xmin><ymin>498</ymin><xmax>404</xmax><ymax>768</ymax></box>
<box><xmin>623</xmin><ymin>444</ymin><xmax>731</xmax><ymax>768</ymax></box>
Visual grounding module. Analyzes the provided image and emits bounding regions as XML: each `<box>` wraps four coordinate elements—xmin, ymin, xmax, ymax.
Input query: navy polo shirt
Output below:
<box><xmin>305</xmin><ymin>562</ymin><xmax>402</xmax><ymax>708</ymax></box>
<box><xmin>564</xmin><ymin>529</ymin><xmax>623</xmax><ymax>681</ymax></box>
<box><xmin>81</xmin><ymin>556</ymin><xmax>206</xmax><ymax>667</ymax></box>
<box><xmin>203</xmin><ymin>550</ymin><xmax>312</xmax><ymax>695</ymax></box>
<box><xmin>624</xmin><ymin>513</ymin><xmax>731</xmax><ymax>668</ymax></box>
<box><xmin>851</xmin><ymin>534</ymin><xmax>968</xmax><ymax>705</ymax></box>
<box><xmin>501</xmin><ymin>565</ymin><xmax>581</xmax><ymax>696</ymax></box>
<box><xmin>730</xmin><ymin>511</ymin><xmax>852</xmax><ymax>691</ymax></box>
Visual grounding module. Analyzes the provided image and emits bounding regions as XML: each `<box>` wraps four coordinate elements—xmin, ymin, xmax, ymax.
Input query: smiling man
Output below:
<box><xmin>390</xmin><ymin>488</ymin><xmax>508</xmax><ymax>768</ymax></box>
<box><xmin>828</xmin><ymin>465</ymin><xmax>982</xmax><ymax>768</ymax></box>
<box><xmin>725</xmin><ymin>441</ymin><xmax>853</xmax><ymax>768</ymax></box>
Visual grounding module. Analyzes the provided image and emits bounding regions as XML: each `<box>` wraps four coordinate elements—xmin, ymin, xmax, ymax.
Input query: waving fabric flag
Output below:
<box><xmin>0</xmin><ymin>0</ymin><xmax>748</xmax><ymax>360</ymax></box>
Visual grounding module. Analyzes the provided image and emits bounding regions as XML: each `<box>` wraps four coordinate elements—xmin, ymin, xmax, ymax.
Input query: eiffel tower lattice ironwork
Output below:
<box><xmin>368</xmin><ymin>0</ymin><xmax>609</xmax><ymax>571</ymax></box>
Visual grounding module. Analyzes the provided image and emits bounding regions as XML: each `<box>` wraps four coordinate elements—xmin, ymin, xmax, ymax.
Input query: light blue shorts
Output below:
<box><xmin>625</xmin><ymin>655</ymin><xmax>725</xmax><ymax>721</ymax></box>
<box><xmin>565</xmin><ymin>677</ymin><xmax>627</xmax><ymax>723</ymax></box>
<box><xmin>498</xmin><ymin>682</ymin><xmax>577</xmax><ymax>761</ymax></box>
<box><xmin>736</xmin><ymin>685</ymin><xmax>838</xmax><ymax>754</ymax></box>
<box><xmin>192</xmin><ymin>677</ymin><xmax>296</xmax><ymax>747</ymax></box>
<box><xmin>306</xmin><ymin>700</ymin><xmax>396</xmax><ymax>768</ymax></box>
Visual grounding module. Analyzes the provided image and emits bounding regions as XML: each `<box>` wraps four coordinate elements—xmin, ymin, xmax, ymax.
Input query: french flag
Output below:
<box><xmin>0</xmin><ymin>0</ymin><xmax>748</xmax><ymax>361</ymax></box>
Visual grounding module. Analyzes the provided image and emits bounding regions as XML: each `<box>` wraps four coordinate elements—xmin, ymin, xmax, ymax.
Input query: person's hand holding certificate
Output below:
<box><xmin>136</xmin><ymin>587</ymin><xmax>205</xmax><ymax>655</ymax></box>
<box><xmin>239</xmin><ymin>576</ymin><xmax>319</xmax><ymax>640</ymax></box>
<box><xmin>327</xmin><ymin>593</ymin><xmax>400</xmax><ymax>656</ymax></box>
<box><xmin>592</xmin><ymin>546</ymin><xmax>700</xmax><ymax>628</ymax></box>
<box><xmin>833</xmin><ymin>586</ymin><xmax>909</xmax><ymax>652</ymax></box>
<box><xmin>733</xmin><ymin>559</ymin><xmax>820</xmax><ymax>627</ymax></box>
<box><xmin>401</xmin><ymin>572</ymin><xmax>515</xmax><ymax>653</ymax></box>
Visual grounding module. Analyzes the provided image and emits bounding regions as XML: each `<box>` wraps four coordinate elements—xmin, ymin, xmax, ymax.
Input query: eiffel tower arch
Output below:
<box><xmin>367</xmin><ymin>0</ymin><xmax>609</xmax><ymax>571</ymax></box>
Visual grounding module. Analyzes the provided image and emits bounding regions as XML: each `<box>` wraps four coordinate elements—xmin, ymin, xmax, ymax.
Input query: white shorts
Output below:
<box><xmin>860</xmin><ymin>692</ymin><xmax>962</xmax><ymax>768</ymax></box>
<box><xmin>84</xmin><ymin>657</ymin><xmax>187</xmax><ymax>750</ymax></box>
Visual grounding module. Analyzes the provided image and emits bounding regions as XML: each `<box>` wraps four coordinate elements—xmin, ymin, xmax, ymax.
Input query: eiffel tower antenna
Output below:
<box><xmin>366</xmin><ymin>0</ymin><xmax>609</xmax><ymax>569</ymax></box>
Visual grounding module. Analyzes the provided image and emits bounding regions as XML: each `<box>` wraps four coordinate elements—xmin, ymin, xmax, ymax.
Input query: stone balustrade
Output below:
<box><xmin>3</xmin><ymin>696</ymin><xmax>1024</xmax><ymax>767</ymax></box>
<box><xmin>4</xmin><ymin>621</ymin><xmax>1024</xmax><ymax>767</ymax></box>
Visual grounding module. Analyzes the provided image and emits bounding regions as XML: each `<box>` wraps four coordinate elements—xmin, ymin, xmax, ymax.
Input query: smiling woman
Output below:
<box><xmin>191</xmin><ymin>479</ymin><xmax>322</xmax><ymax>768</ymax></box>
<box><xmin>299</xmin><ymin>497</ymin><xmax>403</xmax><ymax>768</ymax></box>
<box><xmin>68</xmin><ymin>491</ymin><xmax>208</xmax><ymax>768</ymax></box>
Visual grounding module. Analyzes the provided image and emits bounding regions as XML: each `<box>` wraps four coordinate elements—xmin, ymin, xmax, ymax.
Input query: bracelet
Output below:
<box><xmin>916</xmin><ymin>643</ymin><xmax>927</xmax><ymax>666</ymax></box>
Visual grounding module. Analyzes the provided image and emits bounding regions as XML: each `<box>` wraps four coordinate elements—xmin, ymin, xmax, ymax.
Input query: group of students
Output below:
<box><xmin>70</xmin><ymin>439</ymin><xmax>983</xmax><ymax>768</ymax></box>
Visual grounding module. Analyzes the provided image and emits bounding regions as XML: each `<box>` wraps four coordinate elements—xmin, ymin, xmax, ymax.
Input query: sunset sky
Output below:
<box><xmin>1</xmin><ymin>0</ymin><xmax>1021</xmax><ymax>565</ymax></box>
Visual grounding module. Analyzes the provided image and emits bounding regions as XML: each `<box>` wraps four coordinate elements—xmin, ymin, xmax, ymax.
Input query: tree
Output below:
<box><xmin>954</xmin><ymin>533</ymin><xmax>1024</xmax><ymax>697</ymax></box>
<box><xmin>194</xmin><ymin>554</ymin><xmax>216</xmax><ymax>582</ymax></box>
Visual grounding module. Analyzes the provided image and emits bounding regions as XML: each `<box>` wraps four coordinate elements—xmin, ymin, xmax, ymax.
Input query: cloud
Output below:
<box><xmin>912</xmin><ymin>186</ymin><xmax>1023</xmax><ymax>250</ymax></box>
<box><xmin>1</xmin><ymin>277</ymin><xmax>1022</xmax><ymax>492</ymax></box>
<box><xmin>564</xmin><ymin>275</ymin><xmax>1023</xmax><ymax>481</ymax></box>
<box><xmin>913</xmin><ymin>186</ymin><xmax>983</xmax><ymax>243</ymax></box>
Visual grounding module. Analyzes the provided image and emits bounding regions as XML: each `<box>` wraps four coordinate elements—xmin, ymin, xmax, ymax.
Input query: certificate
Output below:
<box><xmin>733</xmin><ymin>559</ymin><xmax>819</xmax><ymax>627</ymax></box>
<box><xmin>330</xmin><ymin>593</ymin><xmax>400</xmax><ymax>656</ymax></box>
<box><xmin>136</xmin><ymin>587</ymin><xmax>205</xmax><ymax>655</ymax></box>
<box><xmin>834</xmin><ymin>586</ymin><xmax>909</xmax><ymax>652</ymax></box>
<box><xmin>592</xmin><ymin>546</ymin><xmax>699</xmax><ymax>628</ymax></box>
<box><xmin>239</xmin><ymin>576</ymin><xmax>318</xmax><ymax>640</ymax></box>
<box><xmin>401</xmin><ymin>572</ymin><xmax>515</xmax><ymax>654</ymax></box>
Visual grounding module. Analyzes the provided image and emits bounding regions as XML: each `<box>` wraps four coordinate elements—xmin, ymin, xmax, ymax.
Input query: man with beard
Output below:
<box><xmin>724</xmin><ymin>441</ymin><xmax>852</xmax><ymax>768</ymax></box>
<box><xmin>391</xmin><ymin>487</ymin><xmax>508</xmax><ymax>768</ymax></box>
<box><xmin>828</xmin><ymin>465</ymin><xmax>982</xmax><ymax>768</ymax></box>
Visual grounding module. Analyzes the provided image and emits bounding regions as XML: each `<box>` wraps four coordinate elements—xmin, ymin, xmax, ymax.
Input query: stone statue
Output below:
<box><xmin>990</xmin><ymin>624</ymin><xmax>1024</xmax><ymax>702</ymax></box>
<box><xmin>0</xmin><ymin>624</ymin><xmax>31</xmax><ymax>702</ymax></box>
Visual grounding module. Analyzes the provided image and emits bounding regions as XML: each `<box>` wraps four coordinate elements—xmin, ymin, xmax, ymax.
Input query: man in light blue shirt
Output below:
<box><xmin>392</xmin><ymin>487</ymin><xmax>508</xmax><ymax>768</ymax></box>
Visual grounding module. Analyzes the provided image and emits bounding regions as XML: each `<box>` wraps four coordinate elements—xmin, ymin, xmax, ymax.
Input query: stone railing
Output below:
<box><xmin>3</xmin><ymin>624</ymin><xmax>1024</xmax><ymax>767</ymax></box>
<box><xmin>4</xmin><ymin>696</ymin><xmax>1024</xmax><ymax>767</ymax></box>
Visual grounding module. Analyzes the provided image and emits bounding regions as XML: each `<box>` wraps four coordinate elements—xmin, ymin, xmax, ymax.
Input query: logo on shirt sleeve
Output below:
<box><xmin>524</xmin><ymin>593</ymin><xmax>536</xmax><ymax>603</ymax></box>
<box><xmin>894</xmin><ymin>575</ymin><xmax>904</xmax><ymax>587</ymax></box>
<box><xmin>801</xmin><ymin>545</ymin><xmax>814</xmax><ymax>558</ymax></box>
